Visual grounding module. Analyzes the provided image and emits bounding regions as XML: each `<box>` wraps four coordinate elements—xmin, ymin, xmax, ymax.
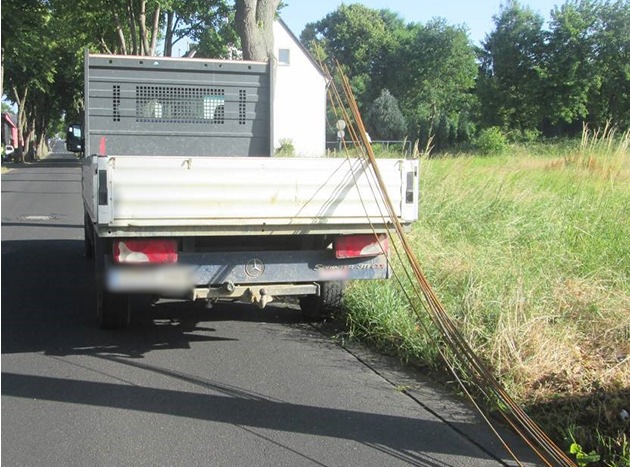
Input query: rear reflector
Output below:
<box><xmin>113</xmin><ymin>239</ymin><xmax>178</xmax><ymax>264</ymax></box>
<box><xmin>335</xmin><ymin>234</ymin><xmax>388</xmax><ymax>259</ymax></box>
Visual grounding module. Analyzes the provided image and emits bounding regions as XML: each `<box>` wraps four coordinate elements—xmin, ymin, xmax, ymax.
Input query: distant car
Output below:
<box><xmin>2</xmin><ymin>144</ymin><xmax>15</xmax><ymax>161</ymax></box>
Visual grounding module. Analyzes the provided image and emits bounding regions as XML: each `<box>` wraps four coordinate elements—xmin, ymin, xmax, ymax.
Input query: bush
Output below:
<box><xmin>474</xmin><ymin>127</ymin><xmax>508</xmax><ymax>155</ymax></box>
<box><xmin>275</xmin><ymin>138</ymin><xmax>295</xmax><ymax>157</ymax></box>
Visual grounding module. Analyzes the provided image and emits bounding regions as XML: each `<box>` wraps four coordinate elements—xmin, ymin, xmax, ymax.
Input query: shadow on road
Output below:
<box><xmin>1</xmin><ymin>239</ymin><xmax>304</xmax><ymax>359</ymax></box>
<box><xmin>0</xmin><ymin>238</ymin><xmax>501</xmax><ymax>466</ymax></box>
<box><xmin>1</xmin><ymin>367</ymin><xmax>489</xmax><ymax>466</ymax></box>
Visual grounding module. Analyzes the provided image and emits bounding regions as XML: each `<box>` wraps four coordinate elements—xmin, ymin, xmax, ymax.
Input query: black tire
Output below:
<box><xmin>299</xmin><ymin>281</ymin><xmax>345</xmax><ymax>321</ymax></box>
<box><xmin>97</xmin><ymin>287</ymin><xmax>131</xmax><ymax>330</ymax></box>
<box><xmin>128</xmin><ymin>294</ymin><xmax>155</xmax><ymax>325</ymax></box>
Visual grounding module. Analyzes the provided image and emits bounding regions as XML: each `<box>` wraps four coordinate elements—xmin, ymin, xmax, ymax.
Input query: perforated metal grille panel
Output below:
<box><xmin>113</xmin><ymin>85</ymin><xmax>121</xmax><ymax>122</ymax></box>
<box><xmin>135</xmin><ymin>86</ymin><xmax>225</xmax><ymax>124</ymax></box>
<box><xmin>239</xmin><ymin>89</ymin><xmax>246</xmax><ymax>125</ymax></box>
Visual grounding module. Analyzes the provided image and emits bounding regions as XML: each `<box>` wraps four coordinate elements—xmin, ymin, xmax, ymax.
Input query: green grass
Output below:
<box><xmin>342</xmin><ymin>128</ymin><xmax>630</xmax><ymax>465</ymax></box>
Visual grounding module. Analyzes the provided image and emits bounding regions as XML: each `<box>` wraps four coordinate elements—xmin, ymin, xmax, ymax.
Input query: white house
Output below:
<box><xmin>272</xmin><ymin>19</ymin><xmax>327</xmax><ymax>157</ymax></box>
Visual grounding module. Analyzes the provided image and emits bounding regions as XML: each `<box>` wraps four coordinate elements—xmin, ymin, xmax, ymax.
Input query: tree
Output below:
<box><xmin>162</xmin><ymin>0</ymin><xmax>232</xmax><ymax>57</ymax></box>
<box><xmin>594</xmin><ymin>0</ymin><xmax>630</xmax><ymax>128</ymax></box>
<box><xmin>544</xmin><ymin>0</ymin><xmax>601</xmax><ymax>133</ymax></box>
<box><xmin>302</xmin><ymin>5</ymin><xmax>476</xmax><ymax>149</ymax></box>
<box><xmin>394</xmin><ymin>19</ymin><xmax>477</xmax><ymax>148</ymax></box>
<box><xmin>2</xmin><ymin>0</ymin><xmax>56</xmax><ymax>161</ymax></box>
<box><xmin>301</xmin><ymin>5</ymin><xmax>402</xmax><ymax>106</ymax></box>
<box><xmin>193</xmin><ymin>7</ymin><xmax>241</xmax><ymax>59</ymax></box>
<box><xmin>477</xmin><ymin>0</ymin><xmax>547</xmax><ymax>134</ymax></box>
<box><xmin>366</xmin><ymin>89</ymin><xmax>407</xmax><ymax>140</ymax></box>
<box><xmin>234</xmin><ymin>0</ymin><xmax>279</xmax><ymax>61</ymax></box>
<box><xmin>302</xmin><ymin>4</ymin><xmax>388</xmax><ymax>76</ymax></box>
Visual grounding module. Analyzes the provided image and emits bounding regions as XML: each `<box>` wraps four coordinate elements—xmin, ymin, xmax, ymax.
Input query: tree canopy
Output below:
<box><xmin>478</xmin><ymin>0</ymin><xmax>630</xmax><ymax>136</ymax></box>
<box><xmin>2</xmin><ymin>0</ymin><xmax>630</xmax><ymax>157</ymax></box>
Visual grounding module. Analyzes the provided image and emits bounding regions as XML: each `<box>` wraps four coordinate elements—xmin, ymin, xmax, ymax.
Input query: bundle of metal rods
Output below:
<box><xmin>324</xmin><ymin>61</ymin><xmax>576</xmax><ymax>467</ymax></box>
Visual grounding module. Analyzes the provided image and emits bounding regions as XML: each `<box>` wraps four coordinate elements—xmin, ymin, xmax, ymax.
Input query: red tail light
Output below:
<box><xmin>334</xmin><ymin>234</ymin><xmax>388</xmax><ymax>259</ymax></box>
<box><xmin>113</xmin><ymin>239</ymin><xmax>178</xmax><ymax>264</ymax></box>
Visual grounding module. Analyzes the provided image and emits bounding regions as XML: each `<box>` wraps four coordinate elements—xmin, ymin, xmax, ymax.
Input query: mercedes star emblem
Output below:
<box><xmin>245</xmin><ymin>258</ymin><xmax>265</xmax><ymax>278</ymax></box>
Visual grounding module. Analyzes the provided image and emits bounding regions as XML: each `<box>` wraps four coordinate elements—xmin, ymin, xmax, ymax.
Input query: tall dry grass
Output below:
<box><xmin>343</xmin><ymin>128</ymin><xmax>630</xmax><ymax>464</ymax></box>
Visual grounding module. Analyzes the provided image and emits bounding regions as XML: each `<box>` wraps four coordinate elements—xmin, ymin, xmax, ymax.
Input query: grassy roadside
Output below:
<box><xmin>342</xmin><ymin>129</ymin><xmax>630</xmax><ymax>465</ymax></box>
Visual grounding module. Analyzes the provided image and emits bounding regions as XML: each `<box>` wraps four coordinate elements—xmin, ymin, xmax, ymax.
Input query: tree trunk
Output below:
<box><xmin>149</xmin><ymin>4</ymin><xmax>160</xmax><ymax>56</ymax></box>
<box><xmin>138</xmin><ymin>0</ymin><xmax>149</xmax><ymax>55</ymax></box>
<box><xmin>112</xmin><ymin>9</ymin><xmax>128</xmax><ymax>55</ymax></box>
<box><xmin>13</xmin><ymin>85</ymin><xmax>28</xmax><ymax>163</ymax></box>
<box><xmin>1</xmin><ymin>48</ymin><xmax>4</xmax><ymax>102</ymax></box>
<box><xmin>164</xmin><ymin>11</ymin><xmax>174</xmax><ymax>57</ymax></box>
<box><xmin>127</xmin><ymin>0</ymin><xmax>138</xmax><ymax>55</ymax></box>
<box><xmin>35</xmin><ymin>110</ymin><xmax>50</xmax><ymax>160</ymax></box>
<box><xmin>99</xmin><ymin>38</ymin><xmax>114</xmax><ymax>55</ymax></box>
<box><xmin>24</xmin><ymin>119</ymin><xmax>35</xmax><ymax>162</ymax></box>
<box><xmin>235</xmin><ymin>0</ymin><xmax>278</xmax><ymax>61</ymax></box>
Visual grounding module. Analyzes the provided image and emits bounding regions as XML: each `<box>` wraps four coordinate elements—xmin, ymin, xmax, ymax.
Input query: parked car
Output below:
<box><xmin>2</xmin><ymin>144</ymin><xmax>15</xmax><ymax>162</ymax></box>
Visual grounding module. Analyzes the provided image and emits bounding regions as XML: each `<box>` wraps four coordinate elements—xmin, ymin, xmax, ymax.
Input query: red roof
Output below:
<box><xmin>2</xmin><ymin>112</ymin><xmax>17</xmax><ymax>128</ymax></box>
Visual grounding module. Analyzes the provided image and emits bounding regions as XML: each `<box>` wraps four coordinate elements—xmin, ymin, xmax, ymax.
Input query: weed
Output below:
<box><xmin>569</xmin><ymin>433</ymin><xmax>601</xmax><ymax>467</ymax></box>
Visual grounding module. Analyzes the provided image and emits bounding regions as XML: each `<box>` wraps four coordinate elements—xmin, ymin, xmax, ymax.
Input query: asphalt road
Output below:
<box><xmin>1</xmin><ymin>145</ymin><xmax>539</xmax><ymax>467</ymax></box>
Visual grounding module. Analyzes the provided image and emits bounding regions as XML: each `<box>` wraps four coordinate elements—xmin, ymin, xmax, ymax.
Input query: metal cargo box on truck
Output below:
<box><xmin>77</xmin><ymin>52</ymin><xmax>419</xmax><ymax>329</ymax></box>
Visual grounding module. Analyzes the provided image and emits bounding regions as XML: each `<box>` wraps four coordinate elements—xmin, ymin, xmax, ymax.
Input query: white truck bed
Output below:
<box><xmin>85</xmin><ymin>155</ymin><xmax>419</xmax><ymax>236</ymax></box>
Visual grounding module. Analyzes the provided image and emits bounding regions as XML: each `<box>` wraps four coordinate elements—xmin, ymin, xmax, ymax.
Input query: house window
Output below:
<box><xmin>278</xmin><ymin>48</ymin><xmax>290</xmax><ymax>65</ymax></box>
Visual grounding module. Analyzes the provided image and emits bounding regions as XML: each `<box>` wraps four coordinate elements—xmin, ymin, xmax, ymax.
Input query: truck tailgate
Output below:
<box><xmin>93</xmin><ymin>156</ymin><xmax>418</xmax><ymax>235</ymax></box>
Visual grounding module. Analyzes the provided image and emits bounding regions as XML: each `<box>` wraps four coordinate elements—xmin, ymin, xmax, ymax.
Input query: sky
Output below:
<box><xmin>279</xmin><ymin>0</ymin><xmax>561</xmax><ymax>45</ymax></box>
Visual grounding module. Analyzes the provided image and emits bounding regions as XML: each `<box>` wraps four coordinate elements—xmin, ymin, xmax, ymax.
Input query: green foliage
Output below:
<box><xmin>478</xmin><ymin>0</ymin><xmax>630</xmax><ymax>137</ymax></box>
<box><xmin>477</xmin><ymin>0</ymin><xmax>546</xmax><ymax>133</ymax></box>
<box><xmin>343</xmin><ymin>279</ymin><xmax>441</xmax><ymax>364</ymax></box>
<box><xmin>2</xmin><ymin>0</ymin><xmax>61</xmax><ymax>157</ymax></box>
<box><xmin>544</xmin><ymin>0</ymin><xmax>600</xmax><ymax>126</ymax></box>
<box><xmin>193</xmin><ymin>6</ymin><xmax>240</xmax><ymax>58</ymax></box>
<box><xmin>570</xmin><ymin>437</ymin><xmax>601</xmax><ymax>466</ymax></box>
<box><xmin>596</xmin><ymin>432</ymin><xmax>629</xmax><ymax>467</ymax></box>
<box><xmin>365</xmin><ymin>89</ymin><xmax>407</xmax><ymax>140</ymax></box>
<box><xmin>302</xmin><ymin>4</ymin><xmax>400</xmax><ymax>107</ymax></box>
<box><xmin>395</xmin><ymin>19</ymin><xmax>478</xmax><ymax>150</ymax></box>
<box><xmin>274</xmin><ymin>138</ymin><xmax>295</xmax><ymax>157</ymax></box>
<box><xmin>172</xmin><ymin>0</ymin><xmax>235</xmax><ymax>58</ymax></box>
<box><xmin>474</xmin><ymin>127</ymin><xmax>508</xmax><ymax>155</ymax></box>
<box><xmin>306</xmin><ymin>1</ymin><xmax>479</xmax><ymax>143</ymax></box>
<box><xmin>302</xmin><ymin>5</ymin><xmax>389</xmax><ymax>77</ymax></box>
<box><xmin>6</xmin><ymin>0</ymin><xmax>628</xmax><ymax>156</ymax></box>
<box><xmin>594</xmin><ymin>1</ymin><xmax>630</xmax><ymax>129</ymax></box>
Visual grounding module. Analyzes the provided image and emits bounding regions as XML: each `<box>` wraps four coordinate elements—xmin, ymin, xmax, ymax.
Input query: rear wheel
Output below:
<box><xmin>299</xmin><ymin>281</ymin><xmax>345</xmax><ymax>321</ymax></box>
<box><xmin>96</xmin><ymin>287</ymin><xmax>131</xmax><ymax>329</ymax></box>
